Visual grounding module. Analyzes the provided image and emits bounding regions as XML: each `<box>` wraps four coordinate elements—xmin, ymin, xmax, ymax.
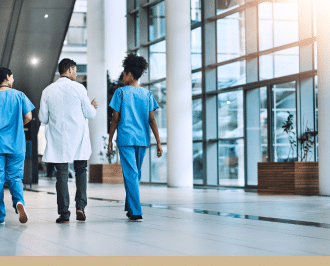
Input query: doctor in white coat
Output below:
<box><xmin>39</xmin><ymin>58</ymin><xmax>97</xmax><ymax>223</ymax></box>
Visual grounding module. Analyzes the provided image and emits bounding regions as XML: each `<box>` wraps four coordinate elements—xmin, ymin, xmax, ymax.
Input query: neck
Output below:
<box><xmin>128</xmin><ymin>80</ymin><xmax>139</xmax><ymax>87</ymax></box>
<box><xmin>61</xmin><ymin>75</ymin><xmax>71</xmax><ymax>80</ymax></box>
<box><xmin>0</xmin><ymin>84</ymin><xmax>11</xmax><ymax>91</ymax></box>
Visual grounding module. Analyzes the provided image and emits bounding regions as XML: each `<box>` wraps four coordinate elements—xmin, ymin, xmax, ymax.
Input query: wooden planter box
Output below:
<box><xmin>257</xmin><ymin>162</ymin><xmax>318</xmax><ymax>195</ymax></box>
<box><xmin>89</xmin><ymin>164</ymin><xmax>124</xmax><ymax>184</ymax></box>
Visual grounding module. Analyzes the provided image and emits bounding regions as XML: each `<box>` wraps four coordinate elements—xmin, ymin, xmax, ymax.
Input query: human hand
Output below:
<box><xmin>108</xmin><ymin>141</ymin><xmax>114</xmax><ymax>155</ymax></box>
<box><xmin>91</xmin><ymin>98</ymin><xmax>98</xmax><ymax>109</ymax></box>
<box><xmin>157</xmin><ymin>143</ymin><xmax>163</xmax><ymax>158</ymax></box>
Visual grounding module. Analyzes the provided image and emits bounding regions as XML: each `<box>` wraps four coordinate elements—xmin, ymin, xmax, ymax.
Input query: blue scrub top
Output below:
<box><xmin>0</xmin><ymin>89</ymin><xmax>35</xmax><ymax>154</ymax></box>
<box><xmin>109</xmin><ymin>86</ymin><xmax>159</xmax><ymax>147</ymax></box>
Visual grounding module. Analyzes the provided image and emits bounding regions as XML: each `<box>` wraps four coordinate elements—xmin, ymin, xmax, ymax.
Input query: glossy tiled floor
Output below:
<box><xmin>1</xmin><ymin>177</ymin><xmax>330</xmax><ymax>256</ymax></box>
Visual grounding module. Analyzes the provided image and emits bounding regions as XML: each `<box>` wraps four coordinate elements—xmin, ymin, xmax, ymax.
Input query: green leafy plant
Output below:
<box><xmin>282</xmin><ymin>112</ymin><xmax>318</xmax><ymax>162</ymax></box>
<box><xmin>282</xmin><ymin>112</ymin><xmax>297</xmax><ymax>161</ymax></box>
<box><xmin>298</xmin><ymin>127</ymin><xmax>318</xmax><ymax>162</ymax></box>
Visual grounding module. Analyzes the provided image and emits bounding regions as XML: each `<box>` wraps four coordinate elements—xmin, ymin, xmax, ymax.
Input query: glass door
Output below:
<box><xmin>245</xmin><ymin>87</ymin><xmax>268</xmax><ymax>186</ymax></box>
<box><xmin>271</xmin><ymin>81</ymin><xmax>297</xmax><ymax>162</ymax></box>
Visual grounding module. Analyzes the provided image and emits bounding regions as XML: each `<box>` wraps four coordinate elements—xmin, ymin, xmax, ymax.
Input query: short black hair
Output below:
<box><xmin>58</xmin><ymin>58</ymin><xmax>76</xmax><ymax>75</ymax></box>
<box><xmin>122</xmin><ymin>54</ymin><xmax>148</xmax><ymax>80</ymax></box>
<box><xmin>0</xmin><ymin>67</ymin><xmax>12</xmax><ymax>84</ymax></box>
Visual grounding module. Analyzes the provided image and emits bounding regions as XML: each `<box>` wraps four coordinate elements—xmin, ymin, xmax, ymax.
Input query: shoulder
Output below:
<box><xmin>11</xmin><ymin>89</ymin><xmax>26</xmax><ymax>99</ymax></box>
<box><xmin>73</xmin><ymin>81</ymin><xmax>87</xmax><ymax>92</ymax></box>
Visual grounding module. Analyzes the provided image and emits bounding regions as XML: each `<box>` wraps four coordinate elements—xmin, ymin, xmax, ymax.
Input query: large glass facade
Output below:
<box><xmin>127</xmin><ymin>0</ymin><xmax>318</xmax><ymax>188</ymax></box>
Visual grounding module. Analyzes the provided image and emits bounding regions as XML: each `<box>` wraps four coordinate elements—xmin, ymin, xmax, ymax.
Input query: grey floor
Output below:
<box><xmin>1</xmin><ymin>177</ymin><xmax>330</xmax><ymax>256</ymax></box>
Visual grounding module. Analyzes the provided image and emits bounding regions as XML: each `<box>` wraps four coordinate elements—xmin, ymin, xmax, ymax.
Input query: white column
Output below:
<box><xmin>165</xmin><ymin>0</ymin><xmax>193</xmax><ymax>188</ymax></box>
<box><xmin>87</xmin><ymin>0</ymin><xmax>107</xmax><ymax>164</ymax></box>
<box><xmin>104</xmin><ymin>0</ymin><xmax>127</xmax><ymax>80</ymax></box>
<box><xmin>316</xmin><ymin>0</ymin><xmax>330</xmax><ymax>195</ymax></box>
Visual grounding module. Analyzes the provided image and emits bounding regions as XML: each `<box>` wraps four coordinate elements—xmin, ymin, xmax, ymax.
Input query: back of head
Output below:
<box><xmin>0</xmin><ymin>67</ymin><xmax>12</xmax><ymax>84</ymax></box>
<box><xmin>58</xmin><ymin>58</ymin><xmax>76</xmax><ymax>75</ymax></box>
<box><xmin>123</xmin><ymin>54</ymin><xmax>148</xmax><ymax>80</ymax></box>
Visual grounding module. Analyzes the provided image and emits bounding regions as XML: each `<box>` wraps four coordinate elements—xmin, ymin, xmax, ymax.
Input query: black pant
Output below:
<box><xmin>54</xmin><ymin>160</ymin><xmax>87</xmax><ymax>219</ymax></box>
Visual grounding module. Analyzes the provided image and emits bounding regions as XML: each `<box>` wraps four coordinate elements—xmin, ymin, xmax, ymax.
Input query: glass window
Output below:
<box><xmin>135</xmin><ymin>13</ymin><xmax>140</xmax><ymax>47</ymax></box>
<box><xmin>150</xmin><ymin>82</ymin><xmax>167</xmax><ymax>144</ymax></box>
<box><xmin>192</xmin><ymin>72</ymin><xmax>202</xmax><ymax>95</ymax></box>
<box><xmin>217</xmin><ymin>12</ymin><xmax>245</xmax><ymax>63</ymax></box>
<box><xmin>193</xmin><ymin>142</ymin><xmax>203</xmax><ymax>184</ymax></box>
<box><xmin>272</xmin><ymin>81</ymin><xmax>297</xmax><ymax>162</ymax></box>
<box><xmin>191</xmin><ymin>27</ymin><xmax>202</xmax><ymax>70</ymax></box>
<box><xmin>135</xmin><ymin>0</ymin><xmax>139</xmax><ymax>9</ymax></box>
<box><xmin>151</xmin><ymin>144</ymin><xmax>167</xmax><ymax>183</ymax></box>
<box><xmin>191</xmin><ymin>0</ymin><xmax>202</xmax><ymax>24</ymax></box>
<box><xmin>259</xmin><ymin>0</ymin><xmax>298</xmax><ymax>51</ymax></box>
<box><xmin>193</xmin><ymin>98</ymin><xmax>203</xmax><ymax>141</ymax></box>
<box><xmin>217</xmin><ymin>60</ymin><xmax>246</xmax><ymax>90</ymax></box>
<box><xmin>149</xmin><ymin>40</ymin><xmax>166</xmax><ymax>80</ymax></box>
<box><xmin>260</xmin><ymin>87</ymin><xmax>268</xmax><ymax>162</ymax></box>
<box><xmin>149</xmin><ymin>1</ymin><xmax>165</xmax><ymax>41</ymax></box>
<box><xmin>216</xmin><ymin>0</ymin><xmax>245</xmax><ymax>15</ymax></box>
<box><xmin>260</xmin><ymin>47</ymin><xmax>299</xmax><ymax>80</ymax></box>
<box><xmin>218</xmin><ymin>139</ymin><xmax>244</xmax><ymax>186</ymax></box>
<box><xmin>218</xmin><ymin>90</ymin><xmax>244</xmax><ymax>139</ymax></box>
<box><xmin>64</xmin><ymin>13</ymin><xmax>87</xmax><ymax>46</ymax></box>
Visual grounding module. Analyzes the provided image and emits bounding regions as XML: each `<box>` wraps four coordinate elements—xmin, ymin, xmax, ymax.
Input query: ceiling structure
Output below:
<box><xmin>0</xmin><ymin>0</ymin><xmax>76</xmax><ymax>116</ymax></box>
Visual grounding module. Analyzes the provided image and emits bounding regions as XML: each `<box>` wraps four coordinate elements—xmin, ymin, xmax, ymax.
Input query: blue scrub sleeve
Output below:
<box><xmin>22</xmin><ymin>93</ymin><xmax>35</xmax><ymax>115</ymax></box>
<box><xmin>109</xmin><ymin>89</ymin><xmax>122</xmax><ymax>113</ymax></box>
<box><xmin>149</xmin><ymin>92</ymin><xmax>159</xmax><ymax>112</ymax></box>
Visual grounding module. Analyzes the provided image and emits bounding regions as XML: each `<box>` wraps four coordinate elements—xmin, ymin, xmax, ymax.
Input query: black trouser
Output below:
<box><xmin>54</xmin><ymin>160</ymin><xmax>87</xmax><ymax>219</ymax></box>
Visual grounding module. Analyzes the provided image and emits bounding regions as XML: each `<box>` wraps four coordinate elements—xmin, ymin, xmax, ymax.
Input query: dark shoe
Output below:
<box><xmin>126</xmin><ymin>212</ymin><xmax>132</xmax><ymax>219</ymax></box>
<box><xmin>56</xmin><ymin>216</ymin><xmax>69</xmax><ymax>223</ymax></box>
<box><xmin>128</xmin><ymin>215</ymin><xmax>143</xmax><ymax>221</ymax></box>
<box><xmin>16</xmin><ymin>202</ymin><xmax>28</xmax><ymax>224</ymax></box>
<box><xmin>76</xmin><ymin>210</ymin><xmax>86</xmax><ymax>221</ymax></box>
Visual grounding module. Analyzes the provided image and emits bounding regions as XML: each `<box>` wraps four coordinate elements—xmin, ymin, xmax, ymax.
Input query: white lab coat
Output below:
<box><xmin>38</xmin><ymin>77</ymin><xmax>96</xmax><ymax>163</ymax></box>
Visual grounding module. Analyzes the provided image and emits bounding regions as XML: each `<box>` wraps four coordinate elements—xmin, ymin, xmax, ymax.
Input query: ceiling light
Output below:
<box><xmin>44</xmin><ymin>14</ymin><xmax>49</xmax><ymax>18</ymax></box>
<box><xmin>31</xmin><ymin>58</ymin><xmax>39</xmax><ymax>65</ymax></box>
<box><xmin>227</xmin><ymin>101</ymin><xmax>231</xmax><ymax>104</ymax></box>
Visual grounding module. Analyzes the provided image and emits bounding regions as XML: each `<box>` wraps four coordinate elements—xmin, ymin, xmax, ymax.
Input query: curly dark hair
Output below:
<box><xmin>122</xmin><ymin>53</ymin><xmax>148</xmax><ymax>80</ymax></box>
<box><xmin>0</xmin><ymin>67</ymin><xmax>12</xmax><ymax>84</ymax></box>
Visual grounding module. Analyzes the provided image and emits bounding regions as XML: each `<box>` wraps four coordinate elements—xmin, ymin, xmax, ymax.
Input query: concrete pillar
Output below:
<box><xmin>316</xmin><ymin>0</ymin><xmax>330</xmax><ymax>195</ymax></box>
<box><xmin>165</xmin><ymin>0</ymin><xmax>193</xmax><ymax>187</ymax></box>
<box><xmin>87</xmin><ymin>0</ymin><xmax>107</xmax><ymax>164</ymax></box>
<box><xmin>104</xmin><ymin>0</ymin><xmax>127</xmax><ymax>81</ymax></box>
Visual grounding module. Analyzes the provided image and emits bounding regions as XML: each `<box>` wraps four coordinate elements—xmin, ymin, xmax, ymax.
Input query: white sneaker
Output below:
<box><xmin>0</xmin><ymin>221</ymin><xmax>5</xmax><ymax>225</ymax></box>
<box><xmin>16</xmin><ymin>202</ymin><xmax>28</xmax><ymax>224</ymax></box>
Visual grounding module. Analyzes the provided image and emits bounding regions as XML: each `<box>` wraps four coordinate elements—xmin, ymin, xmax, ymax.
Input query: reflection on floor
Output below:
<box><xmin>1</xmin><ymin>177</ymin><xmax>330</xmax><ymax>256</ymax></box>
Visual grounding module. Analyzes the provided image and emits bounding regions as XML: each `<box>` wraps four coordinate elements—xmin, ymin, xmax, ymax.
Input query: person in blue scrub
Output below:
<box><xmin>0</xmin><ymin>67</ymin><xmax>35</xmax><ymax>225</ymax></box>
<box><xmin>108</xmin><ymin>54</ymin><xmax>163</xmax><ymax>221</ymax></box>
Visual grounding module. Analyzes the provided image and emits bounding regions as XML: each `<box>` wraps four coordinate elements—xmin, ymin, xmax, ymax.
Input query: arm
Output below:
<box><xmin>23</xmin><ymin>111</ymin><xmax>32</xmax><ymax>125</ymax></box>
<box><xmin>108</xmin><ymin>110</ymin><xmax>120</xmax><ymax>154</ymax></box>
<box><xmin>38</xmin><ymin>91</ymin><xmax>49</xmax><ymax>124</ymax></box>
<box><xmin>149</xmin><ymin>110</ymin><xmax>163</xmax><ymax>157</ymax></box>
<box><xmin>81</xmin><ymin>87</ymin><xmax>97</xmax><ymax>120</ymax></box>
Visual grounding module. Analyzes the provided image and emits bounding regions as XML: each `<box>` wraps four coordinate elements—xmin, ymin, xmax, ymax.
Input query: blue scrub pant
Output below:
<box><xmin>118</xmin><ymin>146</ymin><xmax>146</xmax><ymax>216</ymax></box>
<box><xmin>0</xmin><ymin>153</ymin><xmax>25</xmax><ymax>223</ymax></box>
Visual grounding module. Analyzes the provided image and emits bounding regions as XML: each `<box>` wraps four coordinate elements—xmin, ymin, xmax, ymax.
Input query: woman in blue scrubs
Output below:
<box><xmin>108</xmin><ymin>54</ymin><xmax>163</xmax><ymax>221</ymax></box>
<box><xmin>0</xmin><ymin>67</ymin><xmax>35</xmax><ymax>225</ymax></box>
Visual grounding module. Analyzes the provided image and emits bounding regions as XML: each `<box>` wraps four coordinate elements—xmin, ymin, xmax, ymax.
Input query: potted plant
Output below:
<box><xmin>258</xmin><ymin>112</ymin><xmax>318</xmax><ymax>195</ymax></box>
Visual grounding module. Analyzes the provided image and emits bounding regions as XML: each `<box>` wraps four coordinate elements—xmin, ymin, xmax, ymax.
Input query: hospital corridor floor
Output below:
<box><xmin>1</xmin><ymin>177</ymin><xmax>330</xmax><ymax>256</ymax></box>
